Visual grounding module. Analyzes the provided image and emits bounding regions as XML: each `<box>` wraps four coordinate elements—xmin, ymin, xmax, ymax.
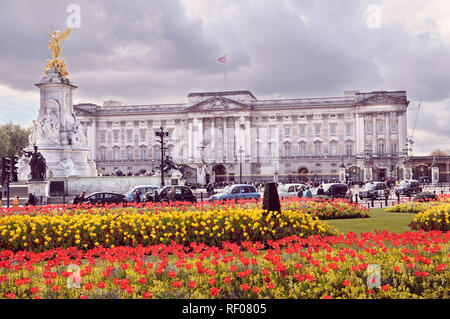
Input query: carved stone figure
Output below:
<box><xmin>58</xmin><ymin>155</ymin><xmax>75</xmax><ymax>170</ymax></box>
<box><xmin>40</xmin><ymin>109</ymin><xmax>60</xmax><ymax>143</ymax></box>
<box><xmin>163</xmin><ymin>156</ymin><xmax>179</xmax><ymax>173</ymax></box>
<box><xmin>17</xmin><ymin>155</ymin><xmax>30</xmax><ymax>181</ymax></box>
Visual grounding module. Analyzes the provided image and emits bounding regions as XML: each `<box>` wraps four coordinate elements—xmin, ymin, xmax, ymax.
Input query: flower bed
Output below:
<box><xmin>386</xmin><ymin>194</ymin><xmax>450</xmax><ymax>214</ymax></box>
<box><xmin>0</xmin><ymin>231</ymin><xmax>447</xmax><ymax>299</ymax></box>
<box><xmin>281</xmin><ymin>197</ymin><xmax>369</xmax><ymax>219</ymax></box>
<box><xmin>410</xmin><ymin>204</ymin><xmax>450</xmax><ymax>232</ymax></box>
<box><xmin>0</xmin><ymin>207</ymin><xmax>338</xmax><ymax>252</ymax></box>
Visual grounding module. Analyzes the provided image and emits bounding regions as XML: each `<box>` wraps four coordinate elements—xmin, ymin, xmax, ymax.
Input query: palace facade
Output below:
<box><xmin>74</xmin><ymin>89</ymin><xmax>412</xmax><ymax>184</ymax></box>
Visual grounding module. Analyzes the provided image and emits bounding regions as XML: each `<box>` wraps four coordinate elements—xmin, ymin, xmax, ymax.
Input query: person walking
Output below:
<box><xmin>304</xmin><ymin>186</ymin><xmax>312</xmax><ymax>198</ymax></box>
<box><xmin>152</xmin><ymin>189</ymin><xmax>160</xmax><ymax>203</ymax></box>
<box><xmin>167</xmin><ymin>186</ymin><xmax>176</xmax><ymax>202</ymax></box>
<box><xmin>133</xmin><ymin>189</ymin><xmax>141</xmax><ymax>203</ymax></box>
<box><xmin>297</xmin><ymin>186</ymin><xmax>304</xmax><ymax>198</ymax></box>
<box><xmin>79</xmin><ymin>190</ymin><xmax>87</xmax><ymax>203</ymax></box>
<box><xmin>73</xmin><ymin>193</ymin><xmax>81</xmax><ymax>204</ymax></box>
<box><xmin>316</xmin><ymin>185</ymin><xmax>324</xmax><ymax>196</ymax></box>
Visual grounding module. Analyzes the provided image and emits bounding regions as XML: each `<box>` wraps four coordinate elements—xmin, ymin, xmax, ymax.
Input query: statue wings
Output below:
<box><xmin>56</xmin><ymin>28</ymin><xmax>72</xmax><ymax>41</ymax></box>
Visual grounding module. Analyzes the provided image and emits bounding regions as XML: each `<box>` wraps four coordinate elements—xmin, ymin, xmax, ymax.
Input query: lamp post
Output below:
<box><xmin>155</xmin><ymin>126</ymin><xmax>169</xmax><ymax>187</ymax></box>
<box><xmin>238</xmin><ymin>146</ymin><xmax>244</xmax><ymax>183</ymax></box>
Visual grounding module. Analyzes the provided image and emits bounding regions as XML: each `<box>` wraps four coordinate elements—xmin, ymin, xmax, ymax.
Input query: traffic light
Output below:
<box><xmin>1</xmin><ymin>157</ymin><xmax>11</xmax><ymax>186</ymax></box>
<box><xmin>10</xmin><ymin>155</ymin><xmax>19</xmax><ymax>182</ymax></box>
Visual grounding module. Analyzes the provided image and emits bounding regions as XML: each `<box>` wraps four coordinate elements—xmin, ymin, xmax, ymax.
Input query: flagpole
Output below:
<box><xmin>224</xmin><ymin>54</ymin><xmax>227</xmax><ymax>91</ymax></box>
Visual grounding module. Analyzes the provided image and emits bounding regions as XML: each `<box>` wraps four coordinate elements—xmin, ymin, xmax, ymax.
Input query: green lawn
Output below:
<box><xmin>324</xmin><ymin>208</ymin><xmax>415</xmax><ymax>234</ymax></box>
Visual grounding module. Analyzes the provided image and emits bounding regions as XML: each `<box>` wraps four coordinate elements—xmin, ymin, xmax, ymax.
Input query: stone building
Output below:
<box><xmin>74</xmin><ymin>89</ymin><xmax>411</xmax><ymax>184</ymax></box>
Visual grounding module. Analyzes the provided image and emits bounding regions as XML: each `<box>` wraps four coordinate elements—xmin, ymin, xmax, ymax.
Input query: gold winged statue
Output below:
<box><xmin>44</xmin><ymin>26</ymin><xmax>72</xmax><ymax>78</ymax></box>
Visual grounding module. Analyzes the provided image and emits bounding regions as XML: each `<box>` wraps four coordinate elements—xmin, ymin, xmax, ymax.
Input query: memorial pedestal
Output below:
<box><xmin>27</xmin><ymin>180</ymin><xmax>50</xmax><ymax>204</ymax></box>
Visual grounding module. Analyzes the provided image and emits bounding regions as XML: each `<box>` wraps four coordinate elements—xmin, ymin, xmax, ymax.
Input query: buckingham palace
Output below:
<box><xmin>74</xmin><ymin>89</ymin><xmax>410</xmax><ymax>184</ymax></box>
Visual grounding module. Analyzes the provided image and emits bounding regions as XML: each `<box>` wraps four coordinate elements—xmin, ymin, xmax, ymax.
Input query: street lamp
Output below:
<box><xmin>238</xmin><ymin>146</ymin><xmax>244</xmax><ymax>183</ymax></box>
<box><xmin>155</xmin><ymin>126</ymin><xmax>169</xmax><ymax>187</ymax></box>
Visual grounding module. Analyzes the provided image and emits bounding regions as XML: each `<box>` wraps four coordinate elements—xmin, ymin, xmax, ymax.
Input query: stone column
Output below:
<box><xmin>398</xmin><ymin>111</ymin><xmax>407</xmax><ymax>155</ymax></box>
<box><xmin>234</xmin><ymin>117</ymin><xmax>240</xmax><ymax>161</ymax></box>
<box><xmin>372</xmin><ymin>114</ymin><xmax>377</xmax><ymax>155</ymax></box>
<box><xmin>245</xmin><ymin>116</ymin><xmax>251</xmax><ymax>162</ymax></box>
<box><xmin>223</xmin><ymin>118</ymin><xmax>228</xmax><ymax>162</ymax></box>
<box><xmin>90</xmin><ymin>119</ymin><xmax>97</xmax><ymax>160</ymax></box>
<box><xmin>211</xmin><ymin>117</ymin><xmax>215</xmax><ymax>162</ymax></box>
<box><xmin>385</xmin><ymin>113</ymin><xmax>391</xmax><ymax>156</ymax></box>
<box><xmin>188</xmin><ymin>119</ymin><xmax>193</xmax><ymax>161</ymax></box>
<box><xmin>194</xmin><ymin>117</ymin><xmax>203</xmax><ymax>162</ymax></box>
<box><xmin>356</xmin><ymin>112</ymin><xmax>365</xmax><ymax>156</ymax></box>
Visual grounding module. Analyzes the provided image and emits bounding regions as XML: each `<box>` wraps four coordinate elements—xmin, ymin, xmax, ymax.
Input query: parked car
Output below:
<box><xmin>125</xmin><ymin>185</ymin><xmax>159</xmax><ymax>202</ymax></box>
<box><xmin>320</xmin><ymin>183</ymin><xmax>348</xmax><ymax>199</ymax></box>
<box><xmin>84</xmin><ymin>192</ymin><xmax>127</xmax><ymax>205</ymax></box>
<box><xmin>359</xmin><ymin>182</ymin><xmax>389</xmax><ymax>200</ymax></box>
<box><xmin>209</xmin><ymin>184</ymin><xmax>261</xmax><ymax>202</ymax></box>
<box><xmin>157</xmin><ymin>186</ymin><xmax>197</xmax><ymax>203</ymax></box>
<box><xmin>395</xmin><ymin>180</ymin><xmax>422</xmax><ymax>197</ymax></box>
<box><xmin>277</xmin><ymin>183</ymin><xmax>306</xmax><ymax>198</ymax></box>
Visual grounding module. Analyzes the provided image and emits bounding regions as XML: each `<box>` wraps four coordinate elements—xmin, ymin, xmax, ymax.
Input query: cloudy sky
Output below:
<box><xmin>0</xmin><ymin>0</ymin><xmax>449</xmax><ymax>155</ymax></box>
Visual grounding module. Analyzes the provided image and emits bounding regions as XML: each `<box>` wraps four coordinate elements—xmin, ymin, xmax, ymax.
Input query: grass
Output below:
<box><xmin>323</xmin><ymin>208</ymin><xmax>415</xmax><ymax>234</ymax></box>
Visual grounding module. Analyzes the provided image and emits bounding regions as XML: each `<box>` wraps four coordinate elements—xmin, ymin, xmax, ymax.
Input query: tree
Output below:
<box><xmin>429</xmin><ymin>149</ymin><xmax>449</xmax><ymax>157</ymax></box>
<box><xmin>0</xmin><ymin>122</ymin><xmax>31</xmax><ymax>157</ymax></box>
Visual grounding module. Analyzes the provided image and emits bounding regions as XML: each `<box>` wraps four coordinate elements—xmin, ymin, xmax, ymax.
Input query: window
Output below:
<box><xmin>377</xmin><ymin>141</ymin><xmax>385</xmax><ymax>155</ymax></box>
<box><xmin>140</xmin><ymin>129</ymin><xmax>146</xmax><ymax>141</ymax></box>
<box><xmin>113</xmin><ymin>130</ymin><xmax>119</xmax><ymax>142</ymax></box>
<box><xmin>113</xmin><ymin>147</ymin><xmax>120</xmax><ymax>161</ymax></box>
<box><xmin>378</xmin><ymin>122</ymin><xmax>384</xmax><ymax>133</ymax></box>
<box><xmin>391</xmin><ymin>142</ymin><xmax>397</xmax><ymax>155</ymax></box>
<box><xmin>365</xmin><ymin>123</ymin><xmax>372</xmax><ymax>134</ymax></box>
<box><xmin>314</xmin><ymin>143</ymin><xmax>321</xmax><ymax>156</ymax></box>
<box><xmin>269</xmin><ymin>127</ymin><xmax>276</xmax><ymax>138</ymax></box>
<box><xmin>255</xmin><ymin>128</ymin><xmax>260</xmax><ymax>138</ymax></box>
<box><xmin>315</xmin><ymin>124</ymin><xmax>321</xmax><ymax>136</ymax></box>
<box><xmin>284</xmin><ymin>127</ymin><xmax>290</xmax><ymax>137</ymax></box>
<box><xmin>330</xmin><ymin>143</ymin><xmax>337</xmax><ymax>156</ymax></box>
<box><xmin>140</xmin><ymin>148</ymin><xmax>146</xmax><ymax>160</ymax></box>
<box><xmin>127</xmin><ymin>148</ymin><xmax>133</xmax><ymax>160</ymax></box>
<box><xmin>284</xmin><ymin>143</ymin><xmax>291</xmax><ymax>157</ymax></box>
<box><xmin>299</xmin><ymin>143</ymin><xmax>307</xmax><ymax>156</ymax></box>
<box><xmin>127</xmin><ymin>130</ymin><xmax>133</xmax><ymax>141</ymax></box>
<box><xmin>299</xmin><ymin>125</ymin><xmax>306</xmax><ymax>137</ymax></box>
<box><xmin>390</xmin><ymin>122</ymin><xmax>397</xmax><ymax>133</ymax></box>
<box><xmin>153</xmin><ymin>147</ymin><xmax>160</xmax><ymax>160</ymax></box>
<box><xmin>330</xmin><ymin>124</ymin><xmax>337</xmax><ymax>136</ymax></box>
<box><xmin>346</xmin><ymin>143</ymin><xmax>353</xmax><ymax>157</ymax></box>
<box><xmin>100</xmin><ymin>149</ymin><xmax>106</xmax><ymax>161</ymax></box>
<box><xmin>100</xmin><ymin>131</ymin><xmax>106</xmax><ymax>142</ymax></box>
<box><xmin>345</xmin><ymin>123</ymin><xmax>352</xmax><ymax>135</ymax></box>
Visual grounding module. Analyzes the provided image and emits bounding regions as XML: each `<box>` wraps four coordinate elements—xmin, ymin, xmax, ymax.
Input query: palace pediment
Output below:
<box><xmin>356</xmin><ymin>93</ymin><xmax>404</xmax><ymax>106</ymax></box>
<box><xmin>186</xmin><ymin>96</ymin><xmax>252</xmax><ymax>112</ymax></box>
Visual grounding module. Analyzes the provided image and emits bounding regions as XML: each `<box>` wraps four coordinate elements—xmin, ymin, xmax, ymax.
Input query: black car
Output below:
<box><xmin>84</xmin><ymin>192</ymin><xmax>127</xmax><ymax>205</ymax></box>
<box><xmin>359</xmin><ymin>182</ymin><xmax>389</xmax><ymax>200</ymax></box>
<box><xmin>157</xmin><ymin>186</ymin><xmax>197</xmax><ymax>203</ymax></box>
<box><xmin>321</xmin><ymin>183</ymin><xmax>348</xmax><ymax>199</ymax></box>
<box><xmin>395</xmin><ymin>180</ymin><xmax>422</xmax><ymax>197</ymax></box>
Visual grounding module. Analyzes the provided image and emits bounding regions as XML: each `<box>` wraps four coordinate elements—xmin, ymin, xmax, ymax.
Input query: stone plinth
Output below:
<box><xmin>26</xmin><ymin>68</ymin><xmax>96</xmax><ymax>178</ymax></box>
<box><xmin>27</xmin><ymin>180</ymin><xmax>50</xmax><ymax>204</ymax></box>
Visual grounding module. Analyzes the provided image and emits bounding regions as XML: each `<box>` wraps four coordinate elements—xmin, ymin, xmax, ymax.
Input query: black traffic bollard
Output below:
<box><xmin>40</xmin><ymin>196</ymin><xmax>43</xmax><ymax>204</ymax></box>
<box><xmin>397</xmin><ymin>194</ymin><xmax>400</xmax><ymax>203</ymax></box>
<box><xmin>371</xmin><ymin>197</ymin><xmax>374</xmax><ymax>208</ymax></box>
<box><xmin>355</xmin><ymin>194</ymin><xmax>358</xmax><ymax>204</ymax></box>
<box><xmin>385</xmin><ymin>196</ymin><xmax>388</xmax><ymax>207</ymax></box>
<box><xmin>200</xmin><ymin>192</ymin><xmax>203</xmax><ymax>202</ymax></box>
<box><xmin>63</xmin><ymin>195</ymin><xmax>65</xmax><ymax>203</ymax></box>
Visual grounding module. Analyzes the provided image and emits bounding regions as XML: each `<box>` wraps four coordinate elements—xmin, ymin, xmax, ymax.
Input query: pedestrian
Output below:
<box><xmin>79</xmin><ymin>190</ymin><xmax>87</xmax><ymax>202</ymax></box>
<box><xmin>297</xmin><ymin>186</ymin><xmax>304</xmax><ymax>198</ymax></box>
<box><xmin>167</xmin><ymin>186</ymin><xmax>176</xmax><ymax>202</ymax></box>
<box><xmin>304</xmin><ymin>186</ymin><xmax>312</xmax><ymax>198</ymax></box>
<box><xmin>73</xmin><ymin>193</ymin><xmax>81</xmax><ymax>204</ymax></box>
<box><xmin>25</xmin><ymin>193</ymin><xmax>38</xmax><ymax>206</ymax></box>
<box><xmin>133</xmin><ymin>189</ymin><xmax>141</xmax><ymax>203</ymax></box>
<box><xmin>152</xmin><ymin>189</ymin><xmax>160</xmax><ymax>203</ymax></box>
<box><xmin>347</xmin><ymin>188</ymin><xmax>353</xmax><ymax>202</ymax></box>
<box><xmin>144</xmin><ymin>192</ymin><xmax>152</xmax><ymax>203</ymax></box>
<box><xmin>316</xmin><ymin>185</ymin><xmax>324</xmax><ymax>196</ymax></box>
